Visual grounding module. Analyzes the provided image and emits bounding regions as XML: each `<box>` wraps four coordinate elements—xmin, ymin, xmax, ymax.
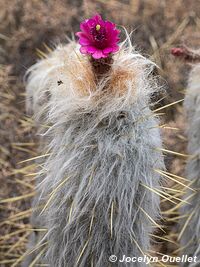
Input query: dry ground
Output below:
<box><xmin>0</xmin><ymin>0</ymin><xmax>200</xmax><ymax>266</ymax></box>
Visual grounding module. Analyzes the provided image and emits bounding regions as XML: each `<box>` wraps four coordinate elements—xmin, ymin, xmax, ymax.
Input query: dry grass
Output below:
<box><xmin>0</xmin><ymin>0</ymin><xmax>200</xmax><ymax>266</ymax></box>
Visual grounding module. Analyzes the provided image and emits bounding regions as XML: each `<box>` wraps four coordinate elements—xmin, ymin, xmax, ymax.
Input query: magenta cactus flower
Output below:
<box><xmin>76</xmin><ymin>14</ymin><xmax>120</xmax><ymax>59</ymax></box>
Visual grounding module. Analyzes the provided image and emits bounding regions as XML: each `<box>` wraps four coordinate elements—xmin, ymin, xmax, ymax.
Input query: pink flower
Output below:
<box><xmin>76</xmin><ymin>14</ymin><xmax>120</xmax><ymax>59</ymax></box>
<box><xmin>171</xmin><ymin>47</ymin><xmax>187</xmax><ymax>57</ymax></box>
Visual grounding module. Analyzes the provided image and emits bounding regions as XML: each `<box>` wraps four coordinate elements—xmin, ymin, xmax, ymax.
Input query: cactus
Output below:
<box><xmin>21</xmin><ymin>27</ymin><xmax>166</xmax><ymax>267</ymax></box>
<box><xmin>180</xmin><ymin>60</ymin><xmax>200</xmax><ymax>267</ymax></box>
<box><xmin>171</xmin><ymin>46</ymin><xmax>200</xmax><ymax>266</ymax></box>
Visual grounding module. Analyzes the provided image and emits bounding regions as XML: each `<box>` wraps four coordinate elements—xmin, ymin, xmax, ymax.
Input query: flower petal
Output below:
<box><xmin>86</xmin><ymin>19</ymin><xmax>96</xmax><ymax>28</ymax></box>
<box><xmin>92</xmin><ymin>50</ymin><xmax>106</xmax><ymax>59</ymax></box>
<box><xmin>93</xmin><ymin>14</ymin><xmax>103</xmax><ymax>23</ymax></box>
<box><xmin>86</xmin><ymin>46</ymin><xmax>97</xmax><ymax>53</ymax></box>
<box><xmin>111</xmin><ymin>45</ymin><xmax>119</xmax><ymax>53</ymax></box>
<box><xmin>79</xmin><ymin>37</ymin><xmax>91</xmax><ymax>46</ymax></box>
<box><xmin>103</xmin><ymin>47</ymin><xmax>113</xmax><ymax>54</ymax></box>
<box><xmin>103</xmin><ymin>45</ymin><xmax>119</xmax><ymax>55</ymax></box>
<box><xmin>80</xmin><ymin>22</ymin><xmax>91</xmax><ymax>34</ymax></box>
<box><xmin>80</xmin><ymin>46</ymin><xmax>88</xmax><ymax>54</ymax></box>
<box><xmin>105</xmin><ymin>21</ymin><xmax>115</xmax><ymax>30</ymax></box>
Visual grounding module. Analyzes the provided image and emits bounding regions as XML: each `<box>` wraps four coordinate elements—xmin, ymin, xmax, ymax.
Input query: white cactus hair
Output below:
<box><xmin>181</xmin><ymin>62</ymin><xmax>200</xmax><ymax>267</ymax></box>
<box><xmin>22</xmin><ymin>33</ymin><xmax>165</xmax><ymax>267</ymax></box>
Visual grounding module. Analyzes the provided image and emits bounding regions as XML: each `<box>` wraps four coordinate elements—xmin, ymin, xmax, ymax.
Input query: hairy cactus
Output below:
<box><xmin>22</xmin><ymin>34</ymin><xmax>165</xmax><ymax>267</ymax></box>
<box><xmin>180</xmin><ymin>61</ymin><xmax>200</xmax><ymax>267</ymax></box>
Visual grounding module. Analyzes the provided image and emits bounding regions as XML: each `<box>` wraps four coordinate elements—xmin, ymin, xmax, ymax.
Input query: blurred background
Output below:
<box><xmin>0</xmin><ymin>0</ymin><xmax>200</xmax><ymax>266</ymax></box>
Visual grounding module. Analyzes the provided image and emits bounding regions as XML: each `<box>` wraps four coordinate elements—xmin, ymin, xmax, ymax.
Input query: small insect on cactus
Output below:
<box><xmin>172</xmin><ymin>46</ymin><xmax>200</xmax><ymax>266</ymax></box>
<box><xmin>22</xmin><ymin>14</ymin><xmax>165</xmax><ymax>267</ymax></box>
